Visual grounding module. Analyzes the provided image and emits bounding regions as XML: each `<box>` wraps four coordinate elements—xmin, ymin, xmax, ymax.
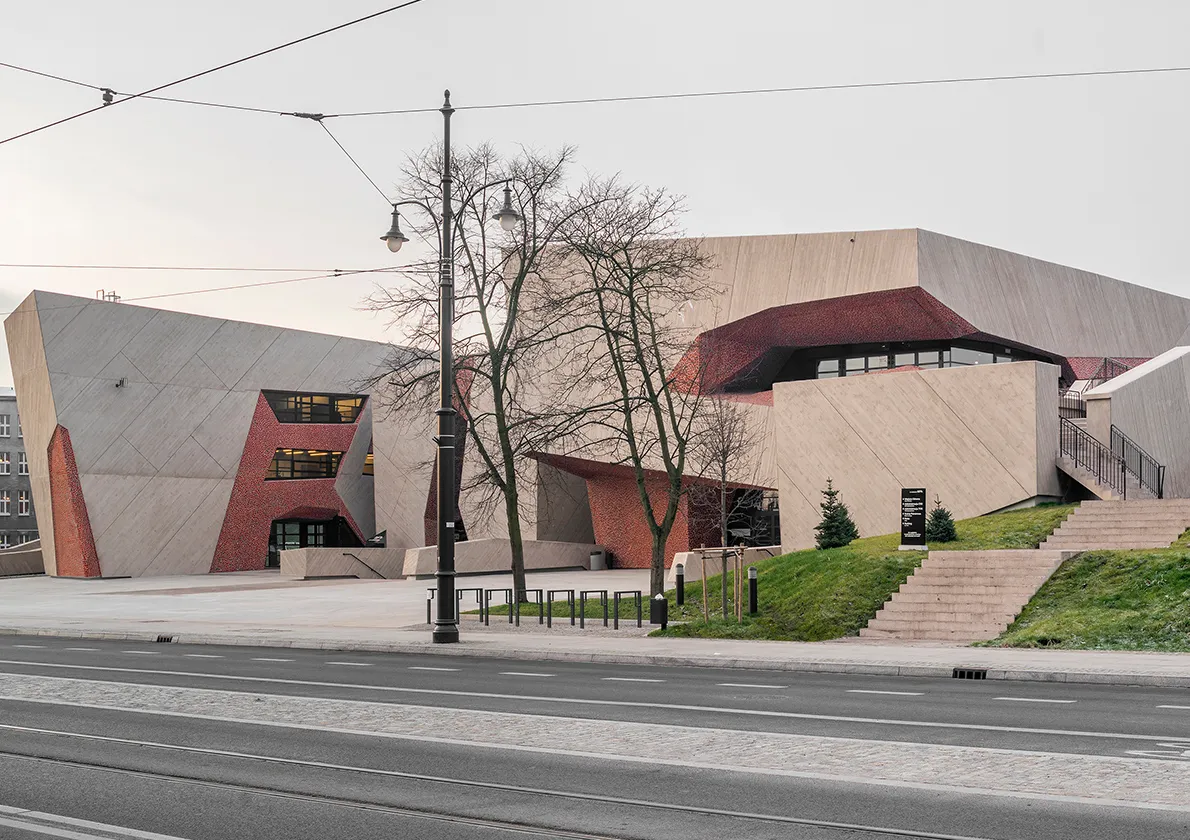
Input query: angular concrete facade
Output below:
<box><xmin>10</xmin><ymin>228</ymin><xmax>1190</xmax><ymax>575</ymax></box>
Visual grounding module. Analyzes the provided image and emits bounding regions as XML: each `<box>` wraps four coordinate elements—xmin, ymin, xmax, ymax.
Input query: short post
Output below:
<box><xmin>650</xmin><ymin>593</ymin><xmax>668</xmax><ymax>630</ymax></box>
<box><xmin>613</xmin><ymin>592</ymin><xmax>620</xmax><ymax>630</ymax></box>
<box><xmin>675</xmin><ymin>563</ymin><xmax>685</xmax><ymax>606</ymax></box>
<box><xmin>748</xmin><ymin>566</ymin><xmax>758</xmax><ymax>615</ymax></box>
<box><xmin>426</xmin><ymin>588</ymin><xmax>434</xmax><ymax>625</ymax></box>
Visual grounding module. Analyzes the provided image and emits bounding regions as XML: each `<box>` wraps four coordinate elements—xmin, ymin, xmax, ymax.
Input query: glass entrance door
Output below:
<box><xmin>267</xmin><ymin>519</ymin><xmax>336</xmax><ymax>567</ymax></box>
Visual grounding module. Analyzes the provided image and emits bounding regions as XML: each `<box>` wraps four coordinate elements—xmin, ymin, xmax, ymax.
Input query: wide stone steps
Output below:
<box><xmin>860</xmin><ymin>549</ymin><xmax>1073</xmax><ymax>642</ymax></box>
<box><xmin>1039</xmin><ymin>499</ymin><xmax>1190</xmax><ymax>551</ymax></box>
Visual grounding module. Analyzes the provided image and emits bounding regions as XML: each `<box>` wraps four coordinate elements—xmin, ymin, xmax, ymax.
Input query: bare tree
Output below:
<box><xmin>368</xmin><ymin>144</ymin><xmax>593</xmax><ymax>598</ymax></box>
<box><xmin>690</xmin><ymin>394</ymin><xmax>758</xmax><ymax>619</ymax></box>
<box><xmin>559</xmin><ymin>178</ymin><xmax>715</xmax><ymax>596</ymax></box>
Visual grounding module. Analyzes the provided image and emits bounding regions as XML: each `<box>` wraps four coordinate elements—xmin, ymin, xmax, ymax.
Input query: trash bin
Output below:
<box><xmin>650</xmin><ymin>593</ymin><xmax>668</xmax><ymax>629</ymax></box>
<box><xmin>589</xmin><ymin>549</ymin><xmax>607</xmax><ymax>571</ymax></box>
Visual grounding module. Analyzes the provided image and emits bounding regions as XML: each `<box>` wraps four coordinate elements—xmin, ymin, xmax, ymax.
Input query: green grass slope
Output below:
<box><xmin>986</xmin><ymin>546</ymin><xmax>1190</xmax><ymax>652</ymax></box>
<box><xmin>655</xmin><ymin>503</ymin><xmax>1075</xmax><ymax>641</ymax></box>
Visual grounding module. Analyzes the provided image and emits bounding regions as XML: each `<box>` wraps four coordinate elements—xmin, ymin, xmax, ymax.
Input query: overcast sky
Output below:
<box><xmin>3</xmin><ymin>0</ymin><xmax>1189</xmax><ymax>386</ymax></box>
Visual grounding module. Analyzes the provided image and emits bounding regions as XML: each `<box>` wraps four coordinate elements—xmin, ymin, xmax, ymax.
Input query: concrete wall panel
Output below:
<box><xmin>42</xmin><ymin>299</ymin><xmax>155</xmax><ymax>379</ymax></box>
<box><xmin>121</xmin><ymin>384</ymin><xmax>229</xmax><ymax>470</ymax></box>
<box><xmin>88</xmin><ymin>435</ymin><xmax>156</xmax><ymax>477</ymax></box>
<box><xmin>158</xmin><ymin>436</ymin><xmax>227</xmax><ymax>479</ymax></box>
<box><xmin>79</xmin><ymin>473</ymin><xmax>152</xmax><ymax>541</ymax></box>
<box><xmin>785</xmin><ymin>231</ymin><xmax>858</xmax><ymax>304</ymax></box>
<box><xmin>121</xmin><ymin>310</ymin><xmax>223</xmax><ymax>385</ymax></box>
<box><xmin>535</xmin><ymin>461</ymin><xmax>596</xmax><ymax>544</ymax></box>
<box><xmin>55</xmin><ymin>375</ymin><xmax>161</xmax><ymax>475</ymax></box>
<box><xmin>189</xmin><ymin>391</ymin><xmax>258</xmax><ymax>474</ymax></box>
<box><xmin>335</xmin><ymin>400</ymin><xmax>376</xmax><ymax>538</ymax></box>
<box><xmin>196</xmin><ymin>319</ymin><xmax>281</xmax><ymax>389</ymax></box>
<box><xmin>231</xmin><ymin>330</ymin><xmax>339</xmax><ymax>392</ymax></box>
<box><xmin>95</xmin><ymin>476</ymin><xmax>223</xmax><ymax>577</ymax></box>
<box><xmin>143</xmin><ymin>479</ymin><xmax>234</xmax><ymax>576</ymax></box>
<box><xmin>844</xmin><ymin>229</ymin><xmax>918</xmax><ymax>298</ymax></box>
<box><xmin>169</xmin><ymin>355</ymin><xmax>228</xmax><ymax>390</ymax></box>
<box><xmin>726</xmin><ymin>235</ymin><xmax>798</xmax><ymax>323</ymax></box>
<box><xmin>301</xmin><ymin>338</ymin><xmax>390</xmax><ymax>393</ymax></box>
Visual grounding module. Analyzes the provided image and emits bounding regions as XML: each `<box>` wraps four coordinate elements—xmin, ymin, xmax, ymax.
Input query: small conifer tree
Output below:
<box><xmin>814</xmin><ymin>478</ymin><xmax>859</xmax><ymax>549</ymax></box>
<box><xmin>925</xmin><ymin>496</ymin><xmax>958</xmax><ymax>542</ymax></box>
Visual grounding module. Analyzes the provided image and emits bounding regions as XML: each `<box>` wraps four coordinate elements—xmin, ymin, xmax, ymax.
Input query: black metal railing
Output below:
<box><xmin>1087</xmin><ymin>357</ymin><xmax>1132</xmax><ymax>390</ymax></box>
<box><xmin>1111</xmin><ymin>425</ymin><xmax>1165</xmax><ymax>499</ymax></box>
<box><xmin>1060</xmin><ymin>417</ymin><xmax>1128</xmax><ymax>498</ymax></box>
<box><xmin>1058</xmin><ymin>387</ymin><xmax>1087</xmax><ymax>419</ymax></box>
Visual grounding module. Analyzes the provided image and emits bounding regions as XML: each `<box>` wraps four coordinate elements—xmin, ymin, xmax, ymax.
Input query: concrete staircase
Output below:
<box><xmin>860</xmin><ymin>550</ymin><xmax>1074</xmax><ymax>642</ymax></box>
<box><xmin>1040</xmin><ymin>499</ymin><xmax>1190</xmax><ymax>550</ymax></box>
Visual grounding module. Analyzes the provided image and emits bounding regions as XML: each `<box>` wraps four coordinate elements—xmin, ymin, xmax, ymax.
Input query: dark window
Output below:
<box><xmin>362</xmin><ymin>451</ymin><xmax>374</xmax><ymax>476</ymax></box>
<box><xmin>266</xmin><ymin>449</ymin><xmax>343</xmax><ymax>480</ymax></box>
<box><xmin>264</xmin><ymin>391</ymin><xmax>365</xmax><ymax>424</ymax></box>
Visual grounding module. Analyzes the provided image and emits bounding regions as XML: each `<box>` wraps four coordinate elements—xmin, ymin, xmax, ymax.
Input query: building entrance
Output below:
<box><xmin>266</xmin><ymin>517</ymin><xmax>360</xmax><ymax>567</ymax></box>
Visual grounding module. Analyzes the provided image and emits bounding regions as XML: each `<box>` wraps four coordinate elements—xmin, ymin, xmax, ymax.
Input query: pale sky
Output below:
<box><xmin>3</xmin><ymin>1</ymin><xmax>1190</xmax><ymax>386</ymax></box>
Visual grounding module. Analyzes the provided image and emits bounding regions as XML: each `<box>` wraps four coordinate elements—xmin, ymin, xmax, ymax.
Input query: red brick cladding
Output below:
<box><xmin>47</xmin><ymin>425</ymin><xmax>100</xmax><ymax>578</ymax></box>
<box><xmin>535</xmin><ymin>454</ymin><xmax>760</xmax><ymax>569</ymax></box>
<box><xmin>209</xmin><ymin>393</ymin><xmax>364</xmax><ymax>573</ymax></box>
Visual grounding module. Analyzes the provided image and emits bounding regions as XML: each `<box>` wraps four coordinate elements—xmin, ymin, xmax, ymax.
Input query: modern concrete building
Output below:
<box><xmin>9</xmin><ymin>228</ymin><xmax>1190</xmax><ymax>578</ymax></box>
<box><xmin>0</xmin><ymin>387</ymin><xmax>38</xmax><ymax>550</ymax></box>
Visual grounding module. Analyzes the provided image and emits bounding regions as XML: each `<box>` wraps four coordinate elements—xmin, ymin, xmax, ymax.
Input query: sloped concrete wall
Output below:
<box><xmin>773</xmin><ymin>361</ymin><xmax>1061</xmax><ymax>549</ymax></box>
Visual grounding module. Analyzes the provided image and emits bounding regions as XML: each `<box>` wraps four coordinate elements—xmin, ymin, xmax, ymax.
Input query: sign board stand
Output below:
<box><xmin>899</xmin><ymin>488</ymin><xmax>927</xmax><ymax>551</ymax></box>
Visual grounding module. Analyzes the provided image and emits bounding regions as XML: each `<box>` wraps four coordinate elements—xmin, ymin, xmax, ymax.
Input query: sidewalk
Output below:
<box><xmin>1</xmin><ymin>570</ymin><xmax>1188</xmax><ymax>687</ymax></box>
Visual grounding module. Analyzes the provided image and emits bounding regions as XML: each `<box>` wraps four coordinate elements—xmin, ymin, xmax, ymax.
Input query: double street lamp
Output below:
<box><xmin>380</xmin><ymin>90</ymin><xmax>521</xmax><ymax>643</ymax></box>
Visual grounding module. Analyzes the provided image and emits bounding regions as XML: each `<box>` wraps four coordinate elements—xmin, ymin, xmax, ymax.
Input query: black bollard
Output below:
<box><xmin>748</xmin><ymin>566</ymin><xmax>758</xmax><ymax>615</ymax></box>
<box><xmin>675</xmin><ymin>563</ymin><xmax>685</xmax><ymax>606</ymax></box>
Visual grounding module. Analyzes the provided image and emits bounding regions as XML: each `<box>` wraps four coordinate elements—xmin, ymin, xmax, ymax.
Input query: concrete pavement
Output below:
<box><xmin>1</xmin><ymin>568</ymin><xmax>1188</xmax><ymax>687</ymax></box>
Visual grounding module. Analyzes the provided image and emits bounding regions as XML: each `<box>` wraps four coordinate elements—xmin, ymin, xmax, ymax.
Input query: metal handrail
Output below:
<box><xmin>1060</xmin><ymin>417</ymin><xmax>1128</xmax><ymax>498</ymax></box>
<box><xmin>1058</xmin><ymin>387</ymin><xmax>1086</xmax><ymax>419</ymax></box>
<box><xmin>1086</xmin><ymin>357</ymin><xmax>1132</xmax><ymax>390</ymax></box>
<box><xmin>1110</xmin><ymin>425</ymin><xmax>1165</xmax><ymax>499</ymax></box>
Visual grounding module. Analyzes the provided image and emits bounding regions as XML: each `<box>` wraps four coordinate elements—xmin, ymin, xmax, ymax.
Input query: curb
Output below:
<box><xmin>2</xmin><ymin>626</ymin><xmax>1188</xmax><ymax>688</ymax></box>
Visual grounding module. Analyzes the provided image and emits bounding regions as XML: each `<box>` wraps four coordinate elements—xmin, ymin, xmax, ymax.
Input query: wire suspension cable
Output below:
<box><xmin>0</xmin><ymin>263</ymin><xmax>396</xmax><ymax>272</ymax></box>
<box><xmin>316</xmin><ymin>121</ymin><xmax>391</xmax><ymax>203</ymax></box>
<box><xmin>0</xmin><ymin>0</ymin><xmax>429</xmax><ymax>146</ymax></box>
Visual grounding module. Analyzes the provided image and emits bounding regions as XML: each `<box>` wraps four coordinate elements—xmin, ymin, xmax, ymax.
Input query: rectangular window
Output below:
<box><xmin>18</xmin><ymin>453</ymin><xmax>27</xmax><ymax>476</ymax></box>
<box><xmin>893</xmin><ymin>353</ymin><xmax>915</xmax><ymax>367</ymax></box>
<box><xmin>866</xmin><ymin>354</ymin><xmax>889</xmax><ymax>371</ymax></box>
<box><xmin>844</xmin><ymin>357</ymin><xmax>865</xmax><ymax>374</ymax></box>
<box><xmin>0</xmin><ymin>453</ymin><xmax>9</xmax><ymax>475</ymax></box>
<box><xmin>815</xmin><ymin>359</ymin><xmax>840</xmax><ymax>379</ymax></box>
<box><xmin>17</xmin><ymin>491</ymin><xmax>30</xmax><ymax>516</ymax></box>
<box><xmin>0</xmin><ymin>534</ymin><xmax>8</xmax><ymax>550</ymax></box>
<box><xmin>917</xmin><ymin>350</ymin><xmax>941</xmax><ymax>368</ymax></box>
<box><xmin>363</xmin><ymin>451</ymin><xmax>374</xmax><ymax>476</ymax></box>
<box><xmin>951</xmin><ymin>346</ymin><xmax>994</xmax><ymax>366</ymax></box>
<box><xmin>17</xmin><ymin>533</ymin><xmax>31</xmax><ymax>545</ymax></box>
<box><xmin>17</xmin><ymin>420</ymin><xmax>21</xmax><ymax>438</ymax></box>
<box><xmin>0</xmin><ymin>491</ymin><xmax>8</xmax><ymax>516</ymax></box>
<box><xmin>266</xmin><ymin>449</ymin><xmax>343</xmax><ymax>480</ymax></box>
<box><xmin>263</xmin><ymin>391</ymin><xmax>365</xmax><ymax>424</ymax></box>
<box><xmin>0</xmin><ymin>415</ymin><xmax>8</xmax><ymax>437</ymax></box>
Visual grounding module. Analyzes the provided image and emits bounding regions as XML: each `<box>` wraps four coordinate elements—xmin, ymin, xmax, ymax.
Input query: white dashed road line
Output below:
<box><xmin>407</xmin><ymin>666</ymin><xmax>459</xmax><ymax>672</ymax></box>
<box><xmin>717</xmin><ymin>683</ymin><xmax>787</xmax><ymax>689</ymax></box>
<box><xmin>123</xmin><ymin>651</ymin><xmax>160</xmax><ymax>655</ymax></box>
<box><xmin>184</xmin><ymin>654</ymin><xmax>223</xmax><ymax>659</ymax></box>
<box><xmin>328</xmin><ymin>662</ymin><xmax>372</xmax><ymax>667</ymax></box>
<box><xmin>12</xmin><ymin>645</ymin><xmax>44</xmax><ymax>649</ymax></box>
<box><xmin>847</xmin><ymin>690</ymin><xmax>925</xmax><ymax>696</ymax></box>
<box><xmin>252</xmin><ymin>658</ymin><xmax>295</xmax><ymax>663</ymax></box>
<box><xmin>499</xmin><ymin>672</ymin><xmax>554</xmax><ymax>678</ymax></box>
<box><xmin>1158</xmin><ymin>705</ymin><xmax>1190</xmax><ymax>710</ymax></box>
<box><xmin>602</xmin><ymin>677</ymin><xmax>665</xmax><ymax>683</ymax></box>
<box><xmin>64</xmin><ymin>648</ymin><xmax>99</xmax><ymax>652</ymax></box>
<box><xmin>995</xmin><ymin>697</ymin><xmax>1076</xmax><ymax>704</ymax></box>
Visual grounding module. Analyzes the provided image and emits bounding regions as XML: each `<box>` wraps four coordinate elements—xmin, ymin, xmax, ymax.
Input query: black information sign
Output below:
<box><xmin>900</xmin><ymin>488</ymin><xmax>927</xmax><ymax>549</ymax></box>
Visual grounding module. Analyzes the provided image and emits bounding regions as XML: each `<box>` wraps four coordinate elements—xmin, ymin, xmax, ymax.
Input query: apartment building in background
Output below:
<box><xmin>0</xmin><ymin>387</ymin><xmax>38</xmax><ymax>550</ymax></box>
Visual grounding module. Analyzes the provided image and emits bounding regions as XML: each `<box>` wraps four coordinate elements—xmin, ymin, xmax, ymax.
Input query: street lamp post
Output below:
<box><xmin>380</xmin><ymin>91</ymin><xmax>520</xmax><ymax>644</ymax></box>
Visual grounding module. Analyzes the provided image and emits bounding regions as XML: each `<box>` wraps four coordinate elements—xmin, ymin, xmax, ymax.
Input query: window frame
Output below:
<box><xmin>265</xmin><ymin>448</ymin><xmax>344</xmax><ymax>480</ymax></box>
<box><xmin>17</xmin><ymin>490</ymin><xmax>30</xmax><ymax>517</ymax></box>
<box><xmin>17</xmin><ymin>452</ymin><xmax>27</xmax><ymax>476</ymax></box>
<box><xmin>262</xmin><ymin>391</ymin><xmax>366</xmax><ymax>424</ymax></box>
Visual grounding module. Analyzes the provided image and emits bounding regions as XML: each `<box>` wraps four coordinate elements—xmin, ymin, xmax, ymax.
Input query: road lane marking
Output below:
<box><xmin>500</xmin><ymin>672</ymin><xmax>554</xmax><ymax>677</ymax></box>
<box><xmin>602</xmin><ymin>677</ymin><xmax>665</xmax><ymax>683</ymax></box>
<box><xmin>328</xmin><ymin>661</ymin><xmax>372</xmax><ymax>667</ymax></box>
<box><xmin>183</xmin><ymin>654</ymin><xmax>222</xmax><ymax>659</ymax></box>
<box><xmin>122</xmin><ymin>651</ymin><xmax>160</xmax><ymax>655</ymax></box>
<box><xmin>64</xmin><ymin>648</ymin><xmax>99</xmax><ymax>652</ymax></box>
<box><xmin>12</xmin><ymin>645</ymin><xmax>45</xmax><ymax>649</ymax></box>
<box><xmin>718</xmin><ymin>683</ymin><xmax>787</xmax><ymax>689</ymax></box>
<box><xmin>847</xmin><ymin>690</ymin><xmax>924</xmax><ymax>696</ymax></box>
<box><xmin>0</xmin><ymin>803</ymin><xmax>192</xmax><ymax>839</ymax></box>
<box><xmin>994</xmin><ymin>697</ymin><xmax>1076</xmax><ymax>704</ymax></box>
<box><xmin>1158</xmin><ymin>705</ymin><xmax>1190</xmax><ymax>710</ymax></box>
<box><xmin>408</xmin><ymin>666</ymin><xmax>459</xmax><ymax>672</ymax></box>
<box><xmin>251</xmin><ymin>658</ymin><xmax>294</xmax><ymax>663</ymax></box>
<box><xmin>0</xmin><ymin>661</ymin><xmax>1178</xmax><ymax>744</ymax></box>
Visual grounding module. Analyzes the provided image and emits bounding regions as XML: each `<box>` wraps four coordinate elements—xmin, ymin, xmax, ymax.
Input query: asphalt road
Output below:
<box><xmin>0</xmin><ymin>635</ymin><xmax>1186</xmax><ymax>840</ymax></box>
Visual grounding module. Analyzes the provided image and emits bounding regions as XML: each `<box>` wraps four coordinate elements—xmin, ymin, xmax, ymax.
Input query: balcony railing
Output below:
<box><xmin>1060</xmin><ymin>417</ymin><xmax>1128</xmax><ymax>498</ymax></box>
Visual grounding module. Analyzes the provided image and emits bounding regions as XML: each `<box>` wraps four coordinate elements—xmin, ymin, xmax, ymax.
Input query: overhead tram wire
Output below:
<box><xmin>0</xmin><ymin>0</ymin><xmax>430</xmax><ymax>146</ymax></box>
<box><xmin>0</xmin><ymin>263</ymin><xmax>398</xmax><ymax>272</ymax></box>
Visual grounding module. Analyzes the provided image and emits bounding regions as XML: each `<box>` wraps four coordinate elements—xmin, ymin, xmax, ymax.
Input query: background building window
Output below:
<box><xmin>18</xmin><ymin>491</ymin><xmax>30</xmax><ymax>516</ymax></box>
<box><xmin>266</xmin><ymin>449</ymin><xmax>343</xmax><ymax>480</ymax></box>
<box><xmin>17</xmin><ymin>533</ymin><xmax>33</xmax><ymax>545</ymax></box>
<box><xmin>0</xmin><ymin>491</ymin><xmax>8</xmax><ymax>516</ymax></box>
<box><xmin>0</xmin><ymin>534</ymin><xmax>8</xmax><ymax>549</ymax></box>
<box><xmin>18</xmin><ymin>453</ymin><xmax>28</xmax><ymax>475</ymax></box>
<box><xmin>263</xmin><ymin>391</ymin><xmax>365</xmax><ymax>424</ymax></box>
<box><xmin>0</xmin><ymin>453</ymin><xmax>9</xmax><ymax>475</ymax></box>
<box><xmin>0</xmin><ymin>415</ymin><xmax>9</xmax><ymax>437</ymax></box>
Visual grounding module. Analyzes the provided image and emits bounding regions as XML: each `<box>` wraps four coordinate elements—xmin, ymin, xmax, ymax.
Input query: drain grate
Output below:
<box><xmin>155</xmin><ymin>634</ymin><xmax>176</xmax><ymax>644</ymax></box>
<box><xmin>952</xmin><ymin>667</ymin><xmax>987</xmax><ymax>680</ymax></box>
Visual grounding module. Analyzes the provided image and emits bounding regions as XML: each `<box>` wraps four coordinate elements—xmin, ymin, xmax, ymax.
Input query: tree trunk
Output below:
<box><xmin>650</xmin><ymin>533</ymin><xmax>666</xmax><ymax>597</ymax></box>
<box><xmin>720</xmin><ymin>472</ymin><xmax>728</xmax><ymax>619</ymax></box>
<box><xmin>504</xmin><ymin>482</ymin><xmax>528</xmax><ymax>599</ymax></box>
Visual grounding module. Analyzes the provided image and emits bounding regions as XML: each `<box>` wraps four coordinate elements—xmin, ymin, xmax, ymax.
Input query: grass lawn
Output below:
<box><xmin>475</xmin><ymin>503</ymin><xmax>1076</xmax><ymax>641</ymax></box>
<box><xmin>654</xmin><ymin>503</ymin><xmax>1076</xmax><ymax>641</ymax></box>
<box><xmin>984</xmin><ymin>546</ymin><xmax>1190</xmax><ymax>652</ymax></box>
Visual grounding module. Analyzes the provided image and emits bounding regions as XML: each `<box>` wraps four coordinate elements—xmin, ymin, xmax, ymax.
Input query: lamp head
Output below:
<box><xmin>380</xmin><ymin>205</ymin><xmax>410</xmax><ymax>253</ymax></box>
<box><xmin>492</xmin><ymin>183</ymin><xmax>522</xmax><ymax>232</ymax></box>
